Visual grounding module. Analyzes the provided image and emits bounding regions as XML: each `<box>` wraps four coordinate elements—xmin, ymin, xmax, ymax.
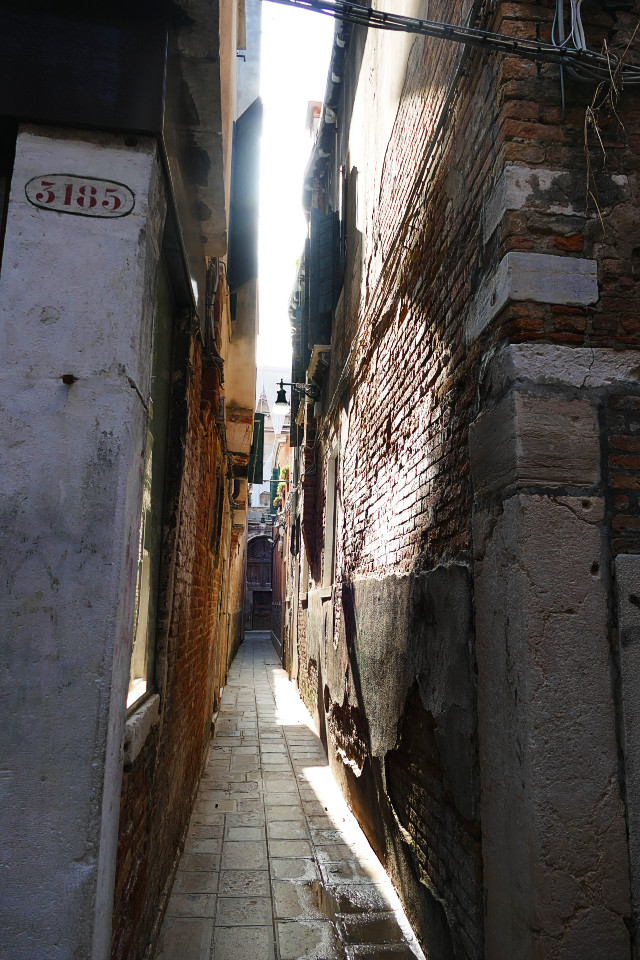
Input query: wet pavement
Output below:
<box><xmin>155</xmin><ymin>631</ymin><xmax>425</xmax><ymax>960</ymax></box>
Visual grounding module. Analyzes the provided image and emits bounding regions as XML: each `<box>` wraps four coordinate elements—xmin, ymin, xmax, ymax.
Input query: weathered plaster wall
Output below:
<box><xmin>0</xmin><ymin>126</ymin><xmax>164</xmax><ymax>960</ymax></box>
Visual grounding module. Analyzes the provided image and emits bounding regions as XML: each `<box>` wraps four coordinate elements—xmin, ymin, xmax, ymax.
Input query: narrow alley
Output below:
<box><xmin>155</xmin><ymin>632</ymin><xmax>425</xmax><ymax>960</ymax></box>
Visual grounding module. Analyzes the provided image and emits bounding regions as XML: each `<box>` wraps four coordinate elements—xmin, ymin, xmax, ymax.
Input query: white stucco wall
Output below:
<box><xmin>0</xmin><ymin>126</ymin><xmax>165</xmax><ymax>960</ymax></box>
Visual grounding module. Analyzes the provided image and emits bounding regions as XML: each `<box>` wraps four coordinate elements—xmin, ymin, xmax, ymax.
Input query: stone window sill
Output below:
<box><xmin>123</xmin><ymin>693</ymin><xmax>160</xmax><ymax>765</ymax></box>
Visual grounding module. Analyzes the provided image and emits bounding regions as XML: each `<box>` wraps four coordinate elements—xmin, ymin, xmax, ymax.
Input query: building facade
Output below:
<box><xmin>0</xmin><ymin>3</ymin><xmax>261</xmax><ymax>959</ymax></box>
<box><xmin>284</xmin><ymin>2</ymin><xmax>640</xmax><ymax>958</ymax></box>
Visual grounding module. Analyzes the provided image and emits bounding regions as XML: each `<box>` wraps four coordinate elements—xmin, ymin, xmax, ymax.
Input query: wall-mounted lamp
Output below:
<box><xmin>274</xmin><ymin>379</ymin><xmax>320</xmax><ymax>411</ymax></box>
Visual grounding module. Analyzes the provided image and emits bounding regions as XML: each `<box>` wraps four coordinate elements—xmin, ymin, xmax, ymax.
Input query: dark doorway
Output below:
<box><xmin>252</xmin><ymin>590</ymin><xmax>272</xmax><ymax>630</ymax></box>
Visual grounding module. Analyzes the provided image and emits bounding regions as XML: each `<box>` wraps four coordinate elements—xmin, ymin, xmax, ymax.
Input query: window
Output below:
<box><xmin>128</xmin><ymin>261</ymin><xmax>174</xmax><ymax>710</ymax></box>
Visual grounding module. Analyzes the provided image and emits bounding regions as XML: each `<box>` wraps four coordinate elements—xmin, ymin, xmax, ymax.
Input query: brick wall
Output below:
<box><xmin>293</xmin><ymin>0</ymin><xmax>640</xmax><ymax>956</ymax></box>
<box><xmin>112</xmin><ymin>315</ymin><xmax>244</xmax><ymax>960</ymax></box>
<box><xmin>606</xmin><ymin>394</ymin><xmax>640</xmax><ymax>557</ymax></box>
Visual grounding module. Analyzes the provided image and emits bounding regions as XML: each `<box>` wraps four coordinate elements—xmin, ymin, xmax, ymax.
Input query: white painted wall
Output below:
<box><xmin>0</xmin><ymin>126</ymin><xmax>165</xmax><ymax>960</ymax></box>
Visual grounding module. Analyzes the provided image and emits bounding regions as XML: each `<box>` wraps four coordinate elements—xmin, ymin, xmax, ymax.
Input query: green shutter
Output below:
<box><xmin>247</xmin><ymin>412</ymin><xmax>264</xmax><ymax>484</ymax></box>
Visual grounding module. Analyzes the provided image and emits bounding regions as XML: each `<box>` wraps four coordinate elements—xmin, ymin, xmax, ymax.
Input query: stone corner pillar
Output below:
<box><xmin>470</xmin><ymin>343</ymin><xmax>632</xmax><ymax>959</ymax></box>
<box><xmin>0</xmin><ymin>125</ymin><xmax>165</xmax><ymax>960</ymax></box>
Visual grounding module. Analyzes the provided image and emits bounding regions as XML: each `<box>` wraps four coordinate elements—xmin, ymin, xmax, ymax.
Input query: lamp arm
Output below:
<box><xmin>293</xmin><ymin>382</ymin><xmax>321</xmax><ymax>401</ymax></box>
<box><xmin>279</xmin><ymin>380</ymin><xmax>321</xmax><ymax>402</ymax></box>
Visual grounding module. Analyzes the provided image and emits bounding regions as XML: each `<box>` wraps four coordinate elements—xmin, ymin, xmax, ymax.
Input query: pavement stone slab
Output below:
<box><xmin>156</xmin><ymin>917</ymin><xmax>214</xmax><ymax>960</ymax></box>
<box><xmin>272</xmin><ymin>880</ymin><xmax>326</xmax><ymax>921</ymax></box>
<box><xmin>212</xmin><ymin>924</ymin><xmax>274</xmax><ymax>960</ymax></box>
<box><xmin>270</xmin><ymin>858</ymin><xmax>320</xmax><ymax>882</ymax></box>
<box><xmin>267</xmin><ymin>819</ymin><xmax>309</xmax><ymax>840</ymax></box>
<box><xmin>181</xmin><ymin>853</ymin><xmax>221</xmax><ymax>874</ymax></box>
<box><xmin>185</xmin><ymin>837</ymin><xmax>222</xmax><ymax>855</ymax></box>
<box><xmin>218</xmin><ymin>870</ymin><xmax>271</xmax><ymax>897</ymax></box>
<box><xmin>268</xmin><ymin>839</ymin><xmax>314</xmax><ymax>858</ymax></box>
<box><xmin>173</xmin><ymin>871</ymin><xmax>218</xmax><ymax>895</ymax></box>
<box><xmin>277</xmin><ymin>919</ymin><xmax>343</xmax><ymax>960</ymax></box>
<box><xmin>165</xmin><ymin>894</ymin><xmax>217</xmax><ymax>919</ymax></box>
<box><xmin>155</xmin><ymin>632</ymin><xmax>424</xmax><ymax>960</ymax></box>
<box><xmin>225</xmin><ymin>825</ymin><xmax>265</xmax><ymax>841</ymax></box>
<box><xmin>215</xmin><ymin>896</ymin><xmax>273</xmax><ymax>925</ymax></box>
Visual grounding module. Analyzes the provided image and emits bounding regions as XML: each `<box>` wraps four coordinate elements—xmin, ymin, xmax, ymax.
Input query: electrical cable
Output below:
<box><xmin>266</xmin><ymin>0</ymin><xmax>640</xmax><ymax>84</ymax></box>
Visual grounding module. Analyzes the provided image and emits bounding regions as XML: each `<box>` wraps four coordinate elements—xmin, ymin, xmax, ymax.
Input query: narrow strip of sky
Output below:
<box><xmin>258</xmin><ymin>2</ymin><xmax>334</xmax><ymax>366</ymax></box>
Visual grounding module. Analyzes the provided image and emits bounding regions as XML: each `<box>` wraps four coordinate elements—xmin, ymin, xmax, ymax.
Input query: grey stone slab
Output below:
<box><xmin>203</xmin><ymin>763</ymin><xmax>231</xmax><ymax>776</ymax></box>
<box><xmin>226</xmin><ymin>825</ymin><xmax>265</xmax><ymax>842</ymax></box>
<box><xmin>298</xmin><ymin>788</ymin><xmax>322</xmax><ymax>804</ymax></box>
<box><xmin>224</xmin><ymin>810</ymin><xmax>265</xmax><ymax>828</ymax></box>
<box><xmin>229</xmin><ymin>760</ymin><xmax>260</xmax><ymax>772</ymax></box>
<box><xmin>337</xmin><ymin>914</ymin><xmax>406</xmax><ymax>944</ymax></box>
<box><xmin>174</xmin><ymin>870</ymin><xmax>218</xmax><ymax>894</ymax></box>
<box><xmin>262</xmin><ymin>770</ymin><xmax>296</xmax><ymax>783</ymax></box>
<box><xmin>277</xmin><ymin>919</ymin><xmax>342</xmax><ymax>960</ymax></box>
<box><xmin>165</xmin><ymin>893</ymin><xmax>217</xmax><ymax>918</ymax></box>
<box><xmin>228</xmin><ymin>787</ymin><xmax>261</xmax><ymax>800</ymax></box>
<box><xmin>309</xmin><ymin>825</ymin><xmax>344</xmax><ymax>845</ymax></box>
<box><xmin>265</xmin><ymin>804</ymin><xmax>305</xmax><ymax>822</ymax></box>
<box><xmin>156</xmin><ymin>917</ymin><xmax>214</xmax><ymax>960</ymax></box>
<box><xmin>272</xmin><ymin>880</ymin><xmax>326</xmax><ymax>920</ymax></box>
<box><xmin>262</xmin><ymin>780</ymin><xmax>297</xmax><ymax>794</ymax></box>
<box><xmin>198</xmin><ymin>789</ymin><xmax>231</xmax><ymax>802</ymax></box>
<box><xmin>221</xmin><ymin>840</ymin><xmax>268</xmax><ymax>870</ymax></box>
<box><xmin>270</xmin><ymin>858</ymin><xmax>319</xmax><ymax>882</ymax></box>
<box><xmin>190</xmin><ymin>812</ymin><xmax>226</xmax><ymax>829</ymax></box>
<box><xmin>218</xmin><ymin>870</ymin><xmax>271</xmax><ymax>897</ymax></box>
<box><xmin>345</xmin><ymin>946</ymin><xmax>420</xmax><ymax>959</ymax></box>
<box><xmin>268</xmin><ymin>839</ymin><xmax>313</xmax><ymax>858</ymax></box>
<box><xmin>212</xmin><ymin>924</ymin><xmax>274</xmax><ymax>960</ymax></box>
<box><xmin>319</xmin><ymin>883</ymin><xmax>393</xmax><ymax>914</ymax></box>
<box><xmin>194</xmin><ymin>799</ymin><xmax>236</xmax><ymax>813</ymax></box>
<box><xmin>185</xmin><ymin>837</ymin><xmax>222</xmax><ymax>855</ymax></box>
<box><xmin>263</xmin><ymin>791</ymin><xmax>301</xmax><ymax>805</ymax></box>
<box><xmin>181</xmin><ymin>853</ymin><xmax>221</xmax><ymax>873</ymax></box>
<box><xmin>215</xmin><ymin>896</ymin><xmax>273</xmax><ymax>925</ymax></box>
<box><xmin>236</xmin><ymin>799</ymin><xmax>264</xmax><ymax>812</ymax></box>
<box><xmin>314</xmin><ymin>843</ymin><xmax>355</xmax><ymax>863</ymax></box>
<box><xmin>225</xmin><ymin>771</ymin><xmax>255</xmax><ymax>783</ymax></box>
<box><xmin>267</xmin><ymin>820</ymin><xmax>309</xmax><ymax>840</ymax></box>
<box><xmin>302</xmin><ymin>800</ymin><xmax>331</xmax><ymax>818</ymax></box>
<box><xmin>188</xmin><ymin>822</ymin><xmax>224</xmax><ymax>840</ymax></box>
<box><xmin>320</xmin><ymin>861</ymin><xmax>378</xmax><ymax>884</ymax></box>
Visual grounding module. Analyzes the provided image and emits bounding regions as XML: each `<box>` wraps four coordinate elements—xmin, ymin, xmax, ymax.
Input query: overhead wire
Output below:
<box><xmin>266</xmin><ymin>0</ymin><xmax>640</xmax><ymax>85</ymax></box>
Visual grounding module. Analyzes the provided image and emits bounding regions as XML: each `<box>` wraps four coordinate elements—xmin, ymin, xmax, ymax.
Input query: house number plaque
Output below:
<box><xmin>25</xmin><ymin>175</ymin><xmax>135</xmax><ymax>218</ymax></box>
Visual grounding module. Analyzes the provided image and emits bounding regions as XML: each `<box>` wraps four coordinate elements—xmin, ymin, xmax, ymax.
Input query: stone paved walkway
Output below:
<box><xmin>155</xmin><ymin>631</ymin><xmax>425</xmax><ymax>960</ymax></box>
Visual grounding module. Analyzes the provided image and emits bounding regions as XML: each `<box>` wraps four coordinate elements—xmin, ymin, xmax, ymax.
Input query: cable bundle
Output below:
<box><xmin>267</xmin><ymin>0</ymin><xmax>640</xmax><ymax>85</ymax></box>
<box><xmin>552</xmin><ymin>0</ymin><xmax>640</xmax><ymax>83</ymax></box>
